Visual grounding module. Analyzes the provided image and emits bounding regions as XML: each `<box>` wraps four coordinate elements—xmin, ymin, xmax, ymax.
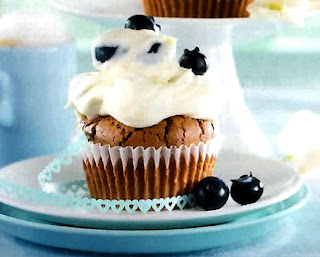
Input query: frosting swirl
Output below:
<box><xmin>68</xmin><ymin>29</ymin><xmax>221</xmax><ymax>128</ymax></box>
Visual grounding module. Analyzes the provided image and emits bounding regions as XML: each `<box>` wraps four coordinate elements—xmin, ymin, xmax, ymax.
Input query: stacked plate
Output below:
<box><xmin>0</xmin><ymin>150</ymin><xmax>309</xmax><ymax>254</ymax></box>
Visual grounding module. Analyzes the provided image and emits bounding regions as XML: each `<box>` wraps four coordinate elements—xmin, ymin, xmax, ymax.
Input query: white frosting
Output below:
<box><xmin>248</xmin><ymin>0</ymin><xmax>310</xmax><ymax>26</ymax></box>
<box><xmin>68</xmin><ymin>29</ymin><xmax>221</xmax><ymax>128</ymax></box>
<box><xmin>92</xmin><ymin>29</ymin><xmax>176</xmax><ymax>70</ymax></box>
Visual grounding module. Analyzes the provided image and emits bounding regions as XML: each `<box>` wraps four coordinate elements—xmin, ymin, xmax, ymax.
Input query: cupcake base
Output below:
<box><xmin>83</xmin><ymin>155</ymin><xmax>216</xmax><ymax>200</ymax></box>
<box><xmin>82</xmin><ymin>138</ymin><xmax>221</xmax><ymax>200</ymax></box>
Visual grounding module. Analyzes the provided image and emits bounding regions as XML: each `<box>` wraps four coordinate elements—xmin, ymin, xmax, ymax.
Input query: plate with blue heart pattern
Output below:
<box><xmin>0</xmin><ymin>150</ymin><xmax>303</xmax><ymax>230</ymax></box>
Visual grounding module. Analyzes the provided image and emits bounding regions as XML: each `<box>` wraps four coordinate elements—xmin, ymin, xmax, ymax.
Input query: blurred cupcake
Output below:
<box><xmin>67</xmin><ymin>15</ymin><xmax>222</xmax><ymax>200</ymax></box>
<box><xmin>143</xmin><ymin>0</ymin><xmax>254</xmax><ymax>18</ymax></box>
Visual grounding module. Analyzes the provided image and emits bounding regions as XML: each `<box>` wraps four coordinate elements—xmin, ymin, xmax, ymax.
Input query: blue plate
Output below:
<box><xmin>0</xmin><ymin>185</ymin><xmax>310</xmax><ymax>254</ymax></box>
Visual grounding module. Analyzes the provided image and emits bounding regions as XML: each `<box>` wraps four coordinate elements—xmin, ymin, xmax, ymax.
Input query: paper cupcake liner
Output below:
<box><xmin>82</xmin><ymin>135</ymin><xmax>222</xmax><ymax>200</ymax></box>
<box><xmin>143</xmin><ymin>0</ymin><xmax>253</xmax><ymax>18</ymax></box>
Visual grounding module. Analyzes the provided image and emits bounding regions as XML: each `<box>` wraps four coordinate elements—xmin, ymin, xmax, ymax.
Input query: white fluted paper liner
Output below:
<box><xmin>81</xmin><ymin>134</ymin><xmax>223</xmax><ymax>200</ymax></box>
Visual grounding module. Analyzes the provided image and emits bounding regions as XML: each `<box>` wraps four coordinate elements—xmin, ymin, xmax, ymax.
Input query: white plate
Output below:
<box><xmin>0</xmin><ymin>150</ymin><xmax>303</xmax><ymax>229</ymax></box>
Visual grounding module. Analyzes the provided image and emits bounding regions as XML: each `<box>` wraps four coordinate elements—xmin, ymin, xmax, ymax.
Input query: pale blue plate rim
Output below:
<box><xmin>0</xmin><ymin>185</ymin><xmax>310</xmax><ymax>254</ymax></box>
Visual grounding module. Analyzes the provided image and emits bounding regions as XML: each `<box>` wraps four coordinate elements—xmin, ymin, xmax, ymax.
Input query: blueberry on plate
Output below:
<box><xmin>125</xmin><ymin>15</ymin><xmax>161</xmax><ymax>32</ymax></box>
<box><xmin>195</xmin><ymin>177</ymin><xmax>229</xmax><ymax>211</ymax></box>
<box><xmin>179</xmin><ymin>47</ymin><xmax>208</xmax><ymax>75</ymax></box>
<box><xmin>231</xmin><ymin>172</ymin><xmax>264</xmax><ymax>205</ymax></box>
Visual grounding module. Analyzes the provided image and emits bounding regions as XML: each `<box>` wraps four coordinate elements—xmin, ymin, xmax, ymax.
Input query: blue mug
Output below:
<box><xmin>0</xmin><ymin>43</ymin><xmax>77</xmax><ymax>167</ymax></box>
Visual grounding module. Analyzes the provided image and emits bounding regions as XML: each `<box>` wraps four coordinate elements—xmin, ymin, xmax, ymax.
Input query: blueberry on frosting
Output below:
<box><xmin>93</xmin><ymin>44</ymin><xmax>128</xmax><ymax>67</ymax></box>
<box><xmin>125</xmin><ymin>15</ymin><xmax>161</xmax><ymax>32</ymax></box>
<box><xmin>95</xmin><ymin>46</ymin><xmax>118</xmax><ymax>63</ymax></box>
<box><xmin>147</xmin><ymin>42</ymin><xmax>161</xmax><ymax>53</ymax></box>
<box><xmin>179</xmin><ymin>47</ymin><xmax>208</xmax><ymax>75</ymax></box>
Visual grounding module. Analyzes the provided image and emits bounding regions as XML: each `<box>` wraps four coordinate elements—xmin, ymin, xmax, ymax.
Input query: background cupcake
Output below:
<box><xmin>68</xmin><ymin>15</ymin><xmax>222</xmax><ymax>200</ymax></box>
<box><xmin>143</xmin><ymin>0</ymin><xmax>254</xmax><ymax>18</ymax></box>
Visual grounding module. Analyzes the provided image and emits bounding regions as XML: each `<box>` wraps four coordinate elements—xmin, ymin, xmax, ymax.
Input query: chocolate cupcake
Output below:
<box><xmin>67</xmin><ymin>15</ymin><xmax>222</xmax><ymax>200</ymax></box>
<box><xmin>143</xmin><ymin>0</ymin><xmax>254</xmax><ymax>18</ymax></box>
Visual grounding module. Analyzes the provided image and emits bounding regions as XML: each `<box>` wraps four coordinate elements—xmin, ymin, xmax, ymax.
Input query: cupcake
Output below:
<box><xmin>142</xmin><ymin>0</ymin><xmax>254</xmax><ymax>18</ymax></box>
<box><xmin>67</xmin><ymin>15</ymin><xmax>222</xmax><ymax>200</ymax></box>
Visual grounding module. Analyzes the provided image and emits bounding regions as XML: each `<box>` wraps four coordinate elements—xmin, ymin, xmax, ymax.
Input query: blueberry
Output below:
<box><xmin>231</xmin><ymin>172</ymin><xmax>264</xmax><ymax>205</ymax></box>
<box><xmin>195</xmin><ymin>177</ymin><xmax>229</xmax><ymax>211</ymax></box>
<box><xmin>148</xmin><ymin>42</ymin><xmax>161</xmax><ymax>53</ymax></box>
<box><xmin>125</xmin><ymin>15</ymin><xmax>161</xmax><ymax>32</ymax></box>
<box><xmin>179</xmin><ymin>47</ymin><xmax>208</xmax><ymax>75</ymax></box>
<box><xmin>95</xmin><ymin>46</ymin><xmax>118</xmax><ymax>63</ymax></box>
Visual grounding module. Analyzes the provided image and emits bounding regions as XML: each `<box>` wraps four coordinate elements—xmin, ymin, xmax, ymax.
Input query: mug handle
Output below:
<box><xmin>0</xmin><ymin>71</ymin><xmax>13</xmax><ymax>127</ymax></box>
